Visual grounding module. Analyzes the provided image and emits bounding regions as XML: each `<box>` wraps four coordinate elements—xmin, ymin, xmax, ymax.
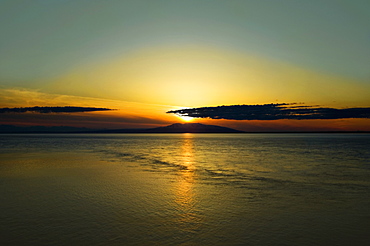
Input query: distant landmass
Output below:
<box><xmin>0</xmin><ymin>123</ymin><xmax>244</xmax><ymax>134</ymax></box>
<box><xmin>1</xmin><ymin>124</ymin><xmax>368</xmax><ymax>134</ymax></box>
<box><xmin>145</xmin><ymin>123</ymin><xmax>243</xmax><ymax>133</ymax></box>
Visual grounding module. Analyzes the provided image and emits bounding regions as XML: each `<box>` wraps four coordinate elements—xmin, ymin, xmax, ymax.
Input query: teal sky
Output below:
<box><xmin>1</xmin><ymin>0</ymin><xmax>369</xmax><ymax>84</ymax></box>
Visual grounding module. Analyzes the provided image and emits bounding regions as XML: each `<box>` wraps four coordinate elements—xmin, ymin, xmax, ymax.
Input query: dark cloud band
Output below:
<box><xmin>167</xmin><ymin>103</ymin><xmax>370</xmax><ymax>120</ymax></box>
<box><xmin>0</xmin><ymin>106</ymin><xmax>113</xmax><ymax>114</ymax></box>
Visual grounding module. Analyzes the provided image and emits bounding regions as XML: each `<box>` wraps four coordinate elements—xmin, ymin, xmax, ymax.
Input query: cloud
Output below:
<box><xmin>167</xmin><ymin>103</ymin><xmax>370</xmax><ymax>120</ymax></box>
<box><xmin>0</xmin><ymin>106</ymin><xmax>113</xmax><ymax>114</ymax></box>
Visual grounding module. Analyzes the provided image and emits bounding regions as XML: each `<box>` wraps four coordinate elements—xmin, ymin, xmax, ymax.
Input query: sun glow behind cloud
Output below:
<box><xmin>42</xmin><ymin>46</ymin><xmax>370</xmax><ymax>109</ymax></box>
<box><xmin>177</xmin><ymin>115</ymin><xmax>194</xmax><ymax>122</ymax></box>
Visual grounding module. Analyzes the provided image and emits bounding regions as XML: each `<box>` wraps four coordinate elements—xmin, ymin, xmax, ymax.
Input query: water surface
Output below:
<box><xmin>1</xmin><ymin>133</ymin><xmax>369</xmax><ymax>245</ymax></box>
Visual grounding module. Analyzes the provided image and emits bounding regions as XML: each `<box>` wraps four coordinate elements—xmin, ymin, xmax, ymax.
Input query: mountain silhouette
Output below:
<box><xmin>1</xmin><ymin>124</ymin><xmax>368</xmax><ymax>133</ymax></box>
<box><xmin>143</xmin><ymin>123</ymin><xmax>243</xmax><ymax>133</ymax></box>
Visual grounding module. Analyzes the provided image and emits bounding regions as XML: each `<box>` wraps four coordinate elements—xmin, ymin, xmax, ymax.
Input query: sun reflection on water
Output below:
<box><xmin>173</xmin><ymin>134</ymin><xmax>203</xmax><ymax>231</ymax></box>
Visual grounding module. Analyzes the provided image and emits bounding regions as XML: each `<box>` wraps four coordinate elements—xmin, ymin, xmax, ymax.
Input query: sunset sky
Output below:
<box><xmin>1</xmin><ymin>0</ymin><xmax>369</xmax><ymax>131</ymax></box>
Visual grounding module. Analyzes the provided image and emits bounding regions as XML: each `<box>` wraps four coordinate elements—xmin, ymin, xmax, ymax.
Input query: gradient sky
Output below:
<box><xmin>0</xmin><ymin>0</ymin><xmax>369</xmax><ymax>131</ymax></box>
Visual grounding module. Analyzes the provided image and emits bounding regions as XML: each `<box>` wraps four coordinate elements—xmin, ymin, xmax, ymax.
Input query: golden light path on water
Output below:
<box><xmin>174</xmin><ymin>134</ymin><xmax>202</xmax><ymax>231</ymax></box>
<box><xmin>1</xmin><ymin>134</ymin><xmax>370</xmax><ymax>245</ymax></box>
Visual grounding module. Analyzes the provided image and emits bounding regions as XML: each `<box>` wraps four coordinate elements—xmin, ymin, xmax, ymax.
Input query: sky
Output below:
<box><xmin>0</xmin><ymin>0</ymin><xmax>369</xmax><ymax>131</ymax></box>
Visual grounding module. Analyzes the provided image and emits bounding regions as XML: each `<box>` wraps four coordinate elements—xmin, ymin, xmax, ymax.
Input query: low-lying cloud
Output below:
<box><xmin>167</xmin><ymin>103</ymin><xmax>370</xmax><ymax>120</ymax></box>
<box><xmin>0</xmin><ymin>106</ymin><xmax>113</xmax><ymax>114</ymax></box>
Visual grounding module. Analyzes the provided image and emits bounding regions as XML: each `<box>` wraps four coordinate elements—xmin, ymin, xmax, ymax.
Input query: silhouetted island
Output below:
<box><xmin>97</xmin><ymin>123</ymin><xmax>243</xmax><ymax>133</ymax></box>
<box><xmin>144</xmin><ymin>123</ymin><xmax>243</xmax><ymax>133</ymax></box>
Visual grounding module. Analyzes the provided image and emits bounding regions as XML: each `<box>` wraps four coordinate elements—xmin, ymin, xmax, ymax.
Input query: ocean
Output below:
<box><xmin>1</xmin><ymin>133</ymin><xmax>369</xmax><ymax>245</ymax></box>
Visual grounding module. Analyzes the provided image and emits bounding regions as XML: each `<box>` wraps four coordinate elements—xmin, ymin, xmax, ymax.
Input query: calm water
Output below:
<box><xmin>1</xmin><ymin>133</ymin><xmax>369</xmax><ymax>245</ymax></box>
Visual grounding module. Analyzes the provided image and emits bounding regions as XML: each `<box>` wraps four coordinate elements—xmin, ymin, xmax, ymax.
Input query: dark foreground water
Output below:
<box><xmin>1</xmin><ymin>133</ymin><xmax>369</xmax><ymax>245</ymax></box>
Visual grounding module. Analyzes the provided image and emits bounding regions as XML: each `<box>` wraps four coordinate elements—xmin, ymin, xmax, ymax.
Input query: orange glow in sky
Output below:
<box><xmin>0</xmin><ymin>1</ymin><xmax>369</xmax><ymax>131</ymax></box>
